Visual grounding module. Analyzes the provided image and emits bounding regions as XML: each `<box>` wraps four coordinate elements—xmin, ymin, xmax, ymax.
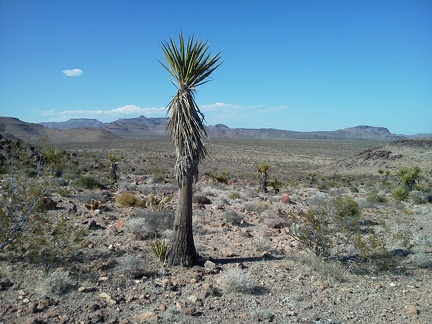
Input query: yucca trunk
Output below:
<box><xmin>166</xmin><ymin>171</ymin><xmax>196</xmax><ymax>266</ymax></box>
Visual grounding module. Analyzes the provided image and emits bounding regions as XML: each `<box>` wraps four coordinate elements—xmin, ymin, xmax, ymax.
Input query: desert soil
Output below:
<box><xmin>1</xmin><ymin>137</ymin><xmax>431</xmax><ymax>323</ymax></box>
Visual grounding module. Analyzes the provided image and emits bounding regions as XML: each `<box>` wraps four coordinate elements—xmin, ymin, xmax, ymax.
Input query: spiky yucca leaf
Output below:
<box><xmin>161</xmin><ymin>33</ymin><xmax>222</xmax><ymax>186</ymax></box>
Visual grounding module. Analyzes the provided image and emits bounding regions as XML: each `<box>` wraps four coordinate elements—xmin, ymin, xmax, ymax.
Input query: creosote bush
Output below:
<box><xmin>18</xmin><ymin>216</ymin><xmax>85</xmax><ymax>274</ymax></box>
<box><xmin>0</xmin><ymin>173</ymin><xmax>45</xmax><ymax>251</ymax></box>
<box><xmin>286</xmin><ymin>196</ymin><xmax>389</xmax><ymax>269</ymax></box>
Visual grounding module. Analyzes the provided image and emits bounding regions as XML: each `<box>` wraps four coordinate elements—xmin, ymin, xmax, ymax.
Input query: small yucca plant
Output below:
<box><xmin>150</xmin><ymin>239</ymin><xmax>168</xmax><ymax>261</ymax></box>
<box><xmin>391</xmin><ymin>187</ymin><xmax>409</xmax><ymax>204</ymax></box>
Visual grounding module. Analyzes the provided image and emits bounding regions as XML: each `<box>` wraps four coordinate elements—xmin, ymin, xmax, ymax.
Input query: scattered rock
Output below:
<box><xmin>36</xmin><ymin>197</ymin><xmax>57</xmax><ymax>212</ymax></box>
<box><xmin>0</xmin><ymin>278</ymin><xmax>13</xmax><ymax>291</ymax></box>
<box><xmin>263</xmin><ymin>217</ymin><xmax>287</xmax><ymax>229</ymax></box>
<box><xmin>98</xmin><ymin>292</ymin><xmax>117</xmax><ymax>306</ymax></box>
<box><xmin>132</xmin><ymin>311</ymin><xmax>159</xmax><ymax>323</ymax></box>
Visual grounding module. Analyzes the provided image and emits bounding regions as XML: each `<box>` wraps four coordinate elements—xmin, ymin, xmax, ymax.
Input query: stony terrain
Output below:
<box><xmin>0</xmin><ymin>134</ymin><xmax>431</xmax><ymax>323</ymax></box>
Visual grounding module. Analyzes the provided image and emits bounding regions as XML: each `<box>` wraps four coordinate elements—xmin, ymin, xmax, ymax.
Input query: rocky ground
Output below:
<box><xmin>0</xmin><ymin>135</ymin><xmax>431</xmax><ymax>323</ymax></box>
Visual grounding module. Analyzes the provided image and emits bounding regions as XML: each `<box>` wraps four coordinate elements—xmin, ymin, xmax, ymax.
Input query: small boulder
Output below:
<box><xmin>193</xmin><ymin>195</ymin><xmax>212</xmax><ymax>205</ymax></box>
<box><xmin>263</xmin><ymin>217</ymin><xmax>287</xmax><ymax>229</ymax></box>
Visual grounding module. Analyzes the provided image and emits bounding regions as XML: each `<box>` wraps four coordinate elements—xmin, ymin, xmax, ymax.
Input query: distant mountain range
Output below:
<box><xmin>1</xmin><ymin>116</ymin><xmax>430</xmax><ymax>144</ymax></box>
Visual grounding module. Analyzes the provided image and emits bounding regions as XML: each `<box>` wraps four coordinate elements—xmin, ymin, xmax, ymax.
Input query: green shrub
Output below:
<box><xmin>366</xmin><ymin>190</ymin><xmax>388</xmax><ymax>204</ymax></box>
<box><xmin>0</xmin><ymin>174</ymin><xmax>45</xmax><ymax>251</ymax></box>
<box><xmin>208</xmin><ymin>171</ymin><xmax>230</xmax><ymax>184</ymax></box>
<box><xmin>73</xmin><ymin>176</ymin><xmax>105</xmax><ymax>190</ymax></box>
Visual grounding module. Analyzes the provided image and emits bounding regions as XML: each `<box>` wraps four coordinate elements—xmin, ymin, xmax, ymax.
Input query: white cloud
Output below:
<box><xmin>201</xmin><ymin>102</ymin><xmax>260</xmax><ymax>112</ymax></box>
<box><xmin>35</xmin><ymin>105</ymin><xmax>165</xmax><ymax>122</ymax></box>
<box><xmin>62</xmin><ymin>69</ymin><xmax>83</xmax><ymax>77</ymax></box>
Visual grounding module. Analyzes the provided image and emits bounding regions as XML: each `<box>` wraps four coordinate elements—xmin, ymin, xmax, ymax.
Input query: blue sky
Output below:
<box><xmin>1</xmin><ymin>1</ymin><xmax>431</xmax><ymax>135</ymax></box>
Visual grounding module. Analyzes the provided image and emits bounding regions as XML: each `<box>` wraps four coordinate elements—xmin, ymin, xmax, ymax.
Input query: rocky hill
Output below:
<box><xmin>0</xmin><ymin>117</ymin><xmax>120</xmax><ymax>144</ymax></box>
<box><xmin>39</xmin><ymin>116</ymin><xmax>408</xmax><ymax>141</ymax></box>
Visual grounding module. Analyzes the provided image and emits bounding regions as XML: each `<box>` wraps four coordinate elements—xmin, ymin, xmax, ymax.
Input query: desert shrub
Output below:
<box><xmin>151</xmin><ymin>170</ymin><xmax>165</xmax><ymax>183</ymax></box>
<box><xmin>243</xmin><ymin>203</ymin><xmax>256</xmax><ymax>212</ymax></box>
<box><xmin>255</xmin><ymin>201</ymin><xmax>269</xmax><ymax>213</ymax></box>
<box><xmin>116</xmin><ymin>191</ymin><xmax>138</xmax><ymax>207</ymax></box>
<box><xmin>317</xmin><ymin>181</ymin><xmax>334</xmax><ymax>191</ymax></box>
<box><xmin>410</xmin><ymin>191</ymin><xmax>427</xmax><ymax>204</ymax></box>
<box><xmin>127</xmin><ymin>211</ymin><xmax>174</xmax><ymax>241</ymax></box>
<box><xmin>38</xmin><ymin>271</ymin><xmax>76</xmax><ymax>297</ymax></box>
<box><xmin>150</xmin><ymin>238</ymin><xmax>168</xmax><ymax>261</ymax></box>
<box><xmin>218</xmin><ymin>267</ymin><xmax>255</xmax><ymax>294</ymax></box>
<box><xmin>391</xmin><ymin>187</ymin><xmax>409</xmax><ymax>204</ymax></box>
<box><xmin>0</xmin><ymin>173</ymin><xmax>45</xmax><ymax>251</ymax></box>
<box><xmin>366</xmin><ymin>190</ymin><xmax>388</xmax><ymax>204</ymax></box>
<box><xmin>228</xmin><ymin>191</ymin><xmax>241</xmax><ymax>200</ymax></box>
<box><xmin>250</xmin><ymin>309</ymin><xmax>275</xmax><ymax>322</ymax></box>
<box><xmin>426</xmin><ymin>194</ymin><xmax>432</xmax><ymax>204</ymax></box>
<box><xmin>412</xmin><ymin>252</ymin><xmax>432</xmax><ymax>269</ymax></box>
<box><xmin>57</xmin><ymin>187</ymin><xmax>72</xmax><ymax>197</ymax></box>
<box><xmin>287</xmin><ymin>196</ymin><xmax>389</xmax><ymax>268</ymax></box>
<box><xmin>349</xmin><ymin>186</ymin><xmax>359</xmax><ymax>193</ymax></box>
<box><xmin>21</xmin><ymin>216</ymin><xmax>84</xmax><ymax>274</ymax></box>
<box><xmin>255</xmin><ymin>236</ymin><xmax>271</xmax><ymax>252</ymax></box>
<box><xmin>126</xmin><ymin>217</ymin><xmax>152</xmax><ymax>239</ymax></box>
<box><xmin>300</xmin><ymin>254</ymin><xmax>349</xmax><ymax>282</ymax></box>
<box><xmin>208</xmin><ymin>171</ymin><xmax>230</xmax><ymax>184</ymax></box>
<box><xmin>116</xmin><ymin>254</ymin><xmax>145</xmax><ymax>274</ymax></box>
<box><xmin>224</xmin><ymin>210</ymin><xmax>243</xmax><ymax>225</ymax></box>
<box><xmin>73</xmin><ymin>176</ymin><xmax>105</xmax><ymax>190</ymax></box>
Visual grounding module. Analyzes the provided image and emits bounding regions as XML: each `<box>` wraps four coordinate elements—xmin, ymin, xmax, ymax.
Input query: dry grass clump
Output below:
<box><xmin>218</xmin><ymin>267</ymin><xmax>255</xmax><ymax>294</ymax></box>
<box><xmin>412</xmin><ymin>252</ymin><xmax>432</xmax><ymax>268</ymax></box>
<box><xmin>116</xmin><ymin>191</ymin><xmax>138</xmax><ymax>207</ymax></box>
<box><xmin>228</xmin><ymin>191</ymin><xmax>242</xmax><ymax>200</ymax></box>
<box><xmin>116</xmin><ymin>254</ymin><xmax>146</xmax><ymax>274</ymax></box>
<box><xmin>126</xmin><ymin>210</ymin><xmax>174</xmax><ymax>239</ymax></box>
<box><xmin>300</xmin><ymin>254</ymin><xmax>350</xmax><ymax>282</ymax></box>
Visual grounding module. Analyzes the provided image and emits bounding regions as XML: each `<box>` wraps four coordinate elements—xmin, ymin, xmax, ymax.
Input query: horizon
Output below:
<box><xmin>1</xmin><ymin>1</ymin><xmax>431</xmax><ymax>134</ymax></box>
